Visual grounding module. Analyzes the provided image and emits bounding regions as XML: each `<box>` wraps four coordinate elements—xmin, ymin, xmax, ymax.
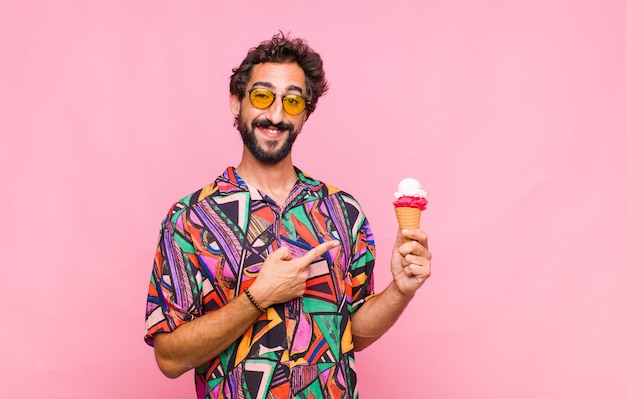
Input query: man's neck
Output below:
<box><xmin>235</xmin><ymin>155</ymin><xmax>298</xmax><ymax>206</ymax></box>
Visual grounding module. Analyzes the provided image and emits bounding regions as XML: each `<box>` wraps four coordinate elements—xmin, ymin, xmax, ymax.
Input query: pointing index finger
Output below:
<box><xmin>299</xmin><ymin>240</ymin><xmax>340</xmax><ymax>265</ymax></box>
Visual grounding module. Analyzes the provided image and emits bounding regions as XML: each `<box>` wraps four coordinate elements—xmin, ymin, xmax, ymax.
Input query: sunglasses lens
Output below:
<box><xmin>249</xmin><ymin>89</ymin><xmax>275</xmax><ymax>109</ymax></box>
<box><xmin>282</xmin><ymin>96</ymin><xmax>307</xmax><ymax>115</ymax></box>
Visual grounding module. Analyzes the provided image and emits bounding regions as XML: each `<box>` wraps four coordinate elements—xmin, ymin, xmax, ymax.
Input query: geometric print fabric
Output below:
<box><xmin>145</xmin><ymin>167</ymin><xmax>376</xmax><ymax>398</ymax></box>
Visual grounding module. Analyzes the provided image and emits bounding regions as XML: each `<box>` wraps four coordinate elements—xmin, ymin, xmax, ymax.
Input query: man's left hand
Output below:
<box><xmin>390</xmin><ymin>228</ymin><xmax>432</xmax><ymax>297</ymax></box>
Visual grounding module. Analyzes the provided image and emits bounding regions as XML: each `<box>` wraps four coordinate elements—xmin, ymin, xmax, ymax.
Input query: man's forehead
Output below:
<box><xmin>248</xmin><ymin>62</ymin><xmax>306</xmax><ymax>91</ymax></box>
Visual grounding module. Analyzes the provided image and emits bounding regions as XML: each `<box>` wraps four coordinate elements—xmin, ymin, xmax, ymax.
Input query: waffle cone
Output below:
<box><xmin>394</xmin><ymin>207</ymin><xmax>421</xmax><ymax>242</ymax></box>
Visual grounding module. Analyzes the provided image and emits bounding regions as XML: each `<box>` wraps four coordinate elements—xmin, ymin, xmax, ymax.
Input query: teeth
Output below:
<box><xmin>256</xmin><ymin>126</ymin><xmax>282</xmax><ymax>135</ymax></box>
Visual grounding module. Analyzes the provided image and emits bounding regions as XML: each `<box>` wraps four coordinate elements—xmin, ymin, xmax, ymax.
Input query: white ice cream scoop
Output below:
<box><xmin>394</xmin><ymin>177</ymin><xmax>427</xmax><ymax>199</ymax></box>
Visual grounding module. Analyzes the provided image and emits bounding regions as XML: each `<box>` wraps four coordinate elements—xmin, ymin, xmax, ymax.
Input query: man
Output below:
<box><xmin>144</xmin><ymin>32</ymin><xmax>431</xmax><ymax>398</ymax></box>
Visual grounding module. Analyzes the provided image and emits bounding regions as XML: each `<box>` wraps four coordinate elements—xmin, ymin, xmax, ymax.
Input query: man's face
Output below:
<box><xmin>230</xmin><ymin>62</ymin><xmax>308</xmax><ymax>165</ymax></box>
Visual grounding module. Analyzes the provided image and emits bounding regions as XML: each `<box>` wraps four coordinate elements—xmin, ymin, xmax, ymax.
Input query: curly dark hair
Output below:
<box><xmin>230</xmin><ymin>32</ymin><xmax>329</xmax><ymax>116</ymax></box>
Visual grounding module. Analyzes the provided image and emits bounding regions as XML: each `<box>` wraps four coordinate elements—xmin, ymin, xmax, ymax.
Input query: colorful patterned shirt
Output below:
<box><xmin>145</xmin><ymin>167</ymin><xmax>376</xmax><ymax>399</ymax></box>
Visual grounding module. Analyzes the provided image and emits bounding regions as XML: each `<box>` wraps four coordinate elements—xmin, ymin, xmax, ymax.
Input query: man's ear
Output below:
<box><xmin>229</xmin><ymin>94</ymin><xmax>241</xmax><ymax>116</ymax></box>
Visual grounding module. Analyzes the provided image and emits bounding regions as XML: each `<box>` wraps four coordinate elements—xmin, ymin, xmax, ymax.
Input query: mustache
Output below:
<box><xmin>252</xmin><ymin>118</ymin><xmax>294</xmax><ymax>132</ymax></box>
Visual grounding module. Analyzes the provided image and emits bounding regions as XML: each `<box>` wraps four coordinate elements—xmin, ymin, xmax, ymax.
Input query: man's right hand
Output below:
<box><xmin>248</xmin><ymin>240</ymin><xmax>340</xmax><ymax>309</ymax></box>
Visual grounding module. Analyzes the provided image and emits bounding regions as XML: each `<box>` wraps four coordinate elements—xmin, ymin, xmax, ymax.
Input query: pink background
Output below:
<box><xmin>2</xmin><ymin>1</ymin><xmax>625</xmax><ymax>398</ymax></box>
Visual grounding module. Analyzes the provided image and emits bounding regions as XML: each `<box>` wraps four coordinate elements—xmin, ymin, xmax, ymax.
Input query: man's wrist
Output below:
<box><xmin>389</xmin><ymin>278</ymin><xmax>416</xmax><ymax>303</ymax></box>
<box><xmin>244</xmin><ymin>287</ymin><xmax>267</xmax><ymax>312</ymax></box>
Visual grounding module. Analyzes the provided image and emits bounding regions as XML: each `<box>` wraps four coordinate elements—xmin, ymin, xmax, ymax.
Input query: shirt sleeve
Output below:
<box><xmin>144</xmin><ymin>206</ymin><xmax>201</xmax><ymax>346</ymax></box>
<box><xmin>348</xmin><ymin>216</ymin><xmax>376</xmax><ymax>314</ymax></box>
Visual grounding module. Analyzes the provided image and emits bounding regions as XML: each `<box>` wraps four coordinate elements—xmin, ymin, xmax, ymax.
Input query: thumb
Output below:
<box><xmin>394</xmin><ymin>229</ymin><xmax>405</xmax><ymax>246</ymax></box>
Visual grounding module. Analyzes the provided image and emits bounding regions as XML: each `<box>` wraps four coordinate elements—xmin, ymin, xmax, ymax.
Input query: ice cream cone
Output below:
<box><xmin>394</xmin><ymin>206</ymin><xmax>421</xmax><ymax>242</ymax></box>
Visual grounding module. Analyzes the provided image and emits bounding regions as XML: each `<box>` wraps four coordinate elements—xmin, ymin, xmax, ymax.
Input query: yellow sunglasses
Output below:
<box><xmin>248</xmin><ymin>88</ymin><xmax>309</xmax><ymax>116</ymax></box>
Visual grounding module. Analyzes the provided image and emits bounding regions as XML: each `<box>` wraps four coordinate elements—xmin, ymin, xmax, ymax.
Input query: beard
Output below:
<box><xmin>236</xmin><ymin>115</ymin><xmax>300</xmax><ymax>165</ymax></box>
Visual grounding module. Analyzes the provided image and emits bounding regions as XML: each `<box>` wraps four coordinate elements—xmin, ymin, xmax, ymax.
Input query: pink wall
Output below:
<box><xmin>2</xmin><ymin>1</ymin><xmax>625</xmax><ymax>398</ymax></box>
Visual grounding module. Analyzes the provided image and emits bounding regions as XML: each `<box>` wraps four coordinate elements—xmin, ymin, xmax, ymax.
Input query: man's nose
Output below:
<box><xmin>265</xmin><ymin>98</ymin><xmax>285</xmax><ymax>124</ymax></box>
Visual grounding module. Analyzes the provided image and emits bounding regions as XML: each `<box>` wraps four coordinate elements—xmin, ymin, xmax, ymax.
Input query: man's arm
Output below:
<box><xmin>152</xmin><ymin>240</ymin><xmax>339</xmax><ymax>378</ymax></box>
<box><xmin>153</xmin><ymin>291</ymin><xmax>263</xmax><ymax>378</ymax></box>
<box><xmin>350</xmin><ymin>228</ymin><xmax>431</xmax><ymax>351</ymax></box>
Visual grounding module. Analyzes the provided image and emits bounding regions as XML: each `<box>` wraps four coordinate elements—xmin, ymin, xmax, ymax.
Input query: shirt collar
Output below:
<box><xmin>215</xmin><ymin>166</ymin><xmax>324</xmax><ymax>200</ymax></box>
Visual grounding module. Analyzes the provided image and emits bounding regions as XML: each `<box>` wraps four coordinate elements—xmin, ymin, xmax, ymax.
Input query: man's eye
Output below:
<box><xmin>254</xmin><ymin>92</ymin><xmax>271</xmax><ymax>99</ymax></box>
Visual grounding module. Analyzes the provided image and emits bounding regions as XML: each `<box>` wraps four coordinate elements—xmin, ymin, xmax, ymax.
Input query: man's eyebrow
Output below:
<box><xmin>285</xmin><ymin>84</ymin><xmax>304</xmax><ymax>94</ymax></box>
<box><xmin>251</xmin><ymin>81</ymin><xmax>304</xmax><ymax>94</ymax></box>
<box><xmin>251</xmin><ymin>81</ymin><xmax>275</xmax><ymax>90</ymax></box>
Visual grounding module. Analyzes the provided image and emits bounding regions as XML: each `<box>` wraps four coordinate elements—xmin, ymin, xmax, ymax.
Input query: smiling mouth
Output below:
<box><xmin>252</xmin><ymin>119</ymin><xmax>293</xmax><ymax>136</ymax></box>
<box><xmin>259</xmin><ymin>126</ymin><xmax>283</xmax><ymax>136</ymax></box>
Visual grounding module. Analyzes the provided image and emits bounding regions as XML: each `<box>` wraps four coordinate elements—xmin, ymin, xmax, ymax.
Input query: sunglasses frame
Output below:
<box><xmin>247</xmin><ymin>88</ymin><xmax>309</xmax><ymax>116</ymax></box>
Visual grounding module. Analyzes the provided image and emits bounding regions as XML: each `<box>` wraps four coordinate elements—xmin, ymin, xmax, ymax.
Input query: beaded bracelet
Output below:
<box><xmin>244</xmin><ymin>287</ymin><xmax>266</xmax><ymax>313</ymax></box>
